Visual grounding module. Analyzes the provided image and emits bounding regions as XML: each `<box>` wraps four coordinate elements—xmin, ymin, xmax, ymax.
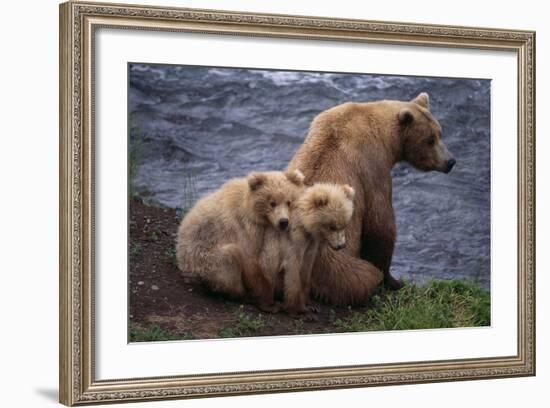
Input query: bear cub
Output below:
<box><xmin>176</xmin><ymin>170</ymin><xmax>305</xmax><ymax>312</ymax></box>
<box><xmin>282</xmin><ymin>183</ymin><xmax>355</xmax><ymax>318</ymax></box>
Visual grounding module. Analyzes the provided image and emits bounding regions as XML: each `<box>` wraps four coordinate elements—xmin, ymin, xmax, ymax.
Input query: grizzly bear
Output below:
<box><xmin>176</xmin><ymin>170</ymin><xmax>305</xmax><ymax>312</ymax></box>
<box><xmin>287</xmin><ymin>92</ymin><xmax>456</xmax><ymax>305</ymax></box>
<box><xmin>282</xmin><ymin>183</ymin><xmax>355</xmax><ymax>318</ymax></box>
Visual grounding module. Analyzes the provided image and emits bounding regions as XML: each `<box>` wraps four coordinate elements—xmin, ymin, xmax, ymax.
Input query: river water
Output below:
<box><xmin>129</xmin><ymin>63</ymin><xmax>491</xmax><ymax>288</ymax></box>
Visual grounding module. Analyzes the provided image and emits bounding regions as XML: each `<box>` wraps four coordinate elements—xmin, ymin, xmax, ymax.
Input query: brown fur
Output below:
<box><xmin>282</xmin><ymin>183</ymin><xmax>355</xmax><ymax>317</ymax></box>
<box><xmin>176</xmin><ymin>170</ymin><xmax>305</xmax><ymax>311</ymax></box>
<box><xmin>287</xmin><ymin>92</ymin><xmax>456</xmax><ymax>305</ymax></box>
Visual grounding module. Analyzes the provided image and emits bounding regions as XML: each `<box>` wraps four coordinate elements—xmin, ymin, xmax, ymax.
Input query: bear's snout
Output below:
<box><xmin>278</xmin><ymin>218</ymin><xmax>289</xmax><ymax>230</ymax></box>
<box><xmin>334</xmin><ymin>243</ymin><xmax>346</xmax><ymax>251</ymax></box>
<box><xmin>444</xmin><ymin>158</ymin><xmax>456</xmax><ymax>174</ymax></box>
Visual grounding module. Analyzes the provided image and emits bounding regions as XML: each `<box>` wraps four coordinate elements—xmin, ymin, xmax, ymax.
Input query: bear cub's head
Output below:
<box><xmin>297</xmin><ymin>183</ymin><xmax>355</xmax><ymax>250</ymax></box>
<box><xmin>398</xmin><ymin>92</ymin><xmax>456</xmax><ymax>174</ymax></box>
<box><xmin>246</xmin><ymin>170</ymin><xmax>305</xmax><ymax>230</ymax></box>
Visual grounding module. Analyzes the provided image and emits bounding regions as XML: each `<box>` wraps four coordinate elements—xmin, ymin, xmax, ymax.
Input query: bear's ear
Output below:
<box><xmin>411</xmin><ymin>92</ymin><xmax>430</xmax><ymax>109</ymax></box>
<box><xmin>285</xmin><ymin>169</ymin><xmax>305</xmax><ymax>186</ymax></box>
<box><xmin>247</xmin><ymin>172</ymin><xmax>267</xmax><ymax>191</ymax></box>
<box><xmin>311</xmin><ymin>190</ymin><xmax>329</xmax><ymax>208</ymax></box>
<box><xmin>341</xmin><ymin>184</ymin><xmax>355</xmax><ymax>201</ymax></box>
<box><xmin>398</xmin><ymin>108</ymin><xmax>414</xmax><ymax>125</ymax></box>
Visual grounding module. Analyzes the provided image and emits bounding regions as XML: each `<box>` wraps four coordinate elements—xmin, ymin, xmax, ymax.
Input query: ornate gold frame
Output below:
<box><xmin>59</xmin><ymin>1</ymin><xmax>536</xmax><ymax>405</ymax></box>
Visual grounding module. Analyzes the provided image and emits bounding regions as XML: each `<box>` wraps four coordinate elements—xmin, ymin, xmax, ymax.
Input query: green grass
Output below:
<box><xmin>164</xmin><ymin>247</ymin><xmax>178</xmax><ymax>268</ymax></box>
<box><xmin>146</xmin><ymin>228</ymin><xmax>160</xmax><ymax>242</ymax></box>
<box><xmin>129</xmin><ymin>325</ymin><xmax>180</xmax><ymax>342</ymax></box>
<box><xmin>179</xmin><ymin>172</ymin><xmax>198</xmax><ymax>216</ymax></box>
<box><xmin>219</xmin><ymin>306</ymin><xmax>266</xmax><ymax>338</ymax></box>
<box><xmin>128</xmin><ymin>121</ymin><xmax>144</xmax><ymax>199</ymax></box>
<box><xmin>130</xmin><ymin>243</ymin><xmax>142</xmax><ymax>256</ymax></box>
<box><xmin>334</xmin><ymin>279</ymin><xmax>490</xmax><ymax>332</ymax></box>
<box><xmin>130</xmin><ymin>280</ymin><xmax>490</xmax><ymax>341</ymax></box>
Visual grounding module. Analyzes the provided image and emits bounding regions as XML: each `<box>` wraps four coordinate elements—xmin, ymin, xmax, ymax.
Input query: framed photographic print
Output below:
<box><xmin>59</xmin><ymin>1</ymin><xmax>536</xmax><ymax>405</ymax></box>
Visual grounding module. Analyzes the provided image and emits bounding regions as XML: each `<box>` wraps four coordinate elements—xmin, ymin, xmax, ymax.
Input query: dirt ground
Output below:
<box><xmin>128</xmin><ymin>198</ymin><xmax>376</xmax><ymax>341</ymax></box>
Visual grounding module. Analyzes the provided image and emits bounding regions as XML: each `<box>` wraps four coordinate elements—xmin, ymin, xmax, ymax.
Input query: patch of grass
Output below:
<box><xmin>165</xmin><ymin>247</ymin><xmax>178</xmax><ymax>268</ymax></box>
<box><xmin>129</xmin><ymin>121</ymin><xmax>145</xmax><ymax>199</ymax></box>
<box><xmin>176</xmin><ymin>170</ymin><xmax>199</xmax><ymax>221</ymax></box>
<box><xmin>179</xmin><ymin>332</ymin><xmax>197</xmax><ymax>340</ymax></box>
<box><xmin>146</xmin><ymin>229</ymin><xmax>160</xmax><ymax>242</ymax></box>
<box><xmin>334</xmin><ymin>279</ymin><xmax>490</xmax><ymax>333</ymax></box>
<box><xmin>130</xmin><ymin>325</ymin><xmax>179</xmax><ymax>342</ymax></box>
<box><xmin>328</xmin><ymin>308</ymin><xmax>337</xmax><ymax>324</ymax></box>
<box><xmin>219</xmin><ymin>306</ymin><xmax>266</xmax><ymax>338</ymax></box>
<box><xmin>181</xmin><ymin>172</ymin><xmax>198</xmax><ymax>213</ymax></box>
<box><xmin>293</xmin><ymin>318</ymin><xmax>306</xmax><ymax>334</ymax></box>
<box><xmin>130</xmin><ymin>243</ymin><xmax>142</xmax><ymax>257</ymax></box>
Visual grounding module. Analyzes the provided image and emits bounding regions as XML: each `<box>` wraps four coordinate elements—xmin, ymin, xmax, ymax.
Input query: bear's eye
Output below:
<box><xmin>286</xmin><ymin>201</ymin><xmax>291</xmax><ymax>207</ymax></box>
<box><xmin>328</xmin><ymin>224</ymin><xmax>337</xmax><ymax>231</ymax></box>
<box><xmin>427</xmin><ymin>136</ymin><xmax>436</xmax><ymax>146</ymax></box>
<box><xmin>270</xmin><ymin>201</ymin><xmax>277</xmax><ymax>208</ymax></box>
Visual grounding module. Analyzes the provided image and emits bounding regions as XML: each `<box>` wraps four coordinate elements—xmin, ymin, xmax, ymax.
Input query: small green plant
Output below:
<box><xmin>293</xmin><ymin>318</ymin><xmax>305</xmax><ymax>334</ymax></box>
<box><xmin>180</xmin><ymin>332</ymin><xmax>197</xmax><ymax>340</ymax></box>
<box><xmin>334</xmin><ymin>312</ymin><xmax>370</xmax><ymax>332</ymax></box>
<box><xmin>129</xmin><ymin>120</ymin><xmax>145</xmax><ymax>199</ymax></box>
<box><xmin>219</xmin><ymin>306</ymin><xmax>266</xmax><ymax>338</ymax></box>
<box><xmin>130</xmin><ymin>243</ymin><xmax>142</xmax><ymax>257</ymax></box>
<box><xmin>165</xmin><ymin>247</ymin><xmax>178</xmax><ymax>268</ymax></box>
<box><xmin>328</xmin><ymin>308</ymin><xmax>337</xmax><ymax>324</ymax></box>
<box><xmin>177</xmin><ymin>170</ymin><xmax>198</xmax><ymax>219</ymax></box>
<box><xmin>130</xmin><ymin>325</ymin><xmax>178</xmax><ymax>342</ymax></box>
<box><xmin>146</xmin><ymin>229</ymin><xmax>160</xmax><ymax>242</ymax></box>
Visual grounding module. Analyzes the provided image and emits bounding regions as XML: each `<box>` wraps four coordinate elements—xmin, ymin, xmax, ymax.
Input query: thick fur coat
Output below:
<box><xmin>287</xmin><ymin>93</ymin><xmax>456</xmax><ymax>305</ymax></box>
<box><xmin>176</xmin><ymin>170</ymin><xmax>305</xmax><ymax>311</ymax></box>
<box><xmin>282</xmin><ymin>183</ymin><xmax>355</xmax><ymax>317</ymax></box>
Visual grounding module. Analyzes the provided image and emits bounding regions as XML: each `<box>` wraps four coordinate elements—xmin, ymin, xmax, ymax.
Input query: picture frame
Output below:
<box><xmin>59</xmin><ymin>1</ymin><xmax>535</xmax><ymax>405</ymax></box>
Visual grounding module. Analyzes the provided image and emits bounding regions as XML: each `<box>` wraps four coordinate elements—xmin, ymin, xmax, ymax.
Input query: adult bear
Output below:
<box><xmin>287</xmin><ymin>92</ymin><xmax>456</xmax><ymax>305</ymax></box>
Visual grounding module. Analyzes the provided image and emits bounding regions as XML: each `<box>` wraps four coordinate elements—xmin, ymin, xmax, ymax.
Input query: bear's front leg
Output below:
<box><xmin>361</xmin><ymin>211</ymin><xmax>404</xmax><ymax>291</ymax></box>
<box><xmin>282</xmin><ymin>250</ymin><xmax>318</xmax><ymax>321</ymax></box>
<box><xmin>240</xmin><ymin>257</ymin><xmax>278</xmax><ymax>313</ymax></box>
<box><xmin>301</xmin><ymin>244</ymin><xmax>321</xmax><ymax>314</ymax></box>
